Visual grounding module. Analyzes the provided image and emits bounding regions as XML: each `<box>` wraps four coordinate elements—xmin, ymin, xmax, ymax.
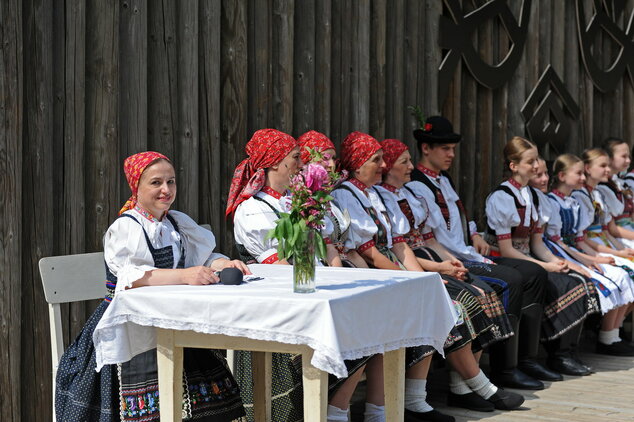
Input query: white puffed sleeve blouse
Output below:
<box><xmin>233</xmin><ymin>190</ymin><xmax>291</xmax><ymax>264</ymax></box>
<box><xmin>534</xmin><ymin>188</ymin><xmax>553</xmax><ymax>227</ymax></box>
<box><xmin>595</xmin><ymin>179</ymin><xmax>625</xmax><ymax>217</ymax></box>
<box><xmin>485</xmin><ymin>181</ymin><xmax>538</xmax><ymax>238</ymax></box>
<box><xmin>371</xmin><ymin>185</ymin><xmax>411</xmax><ymax>237</ymax></box>
<box><xmin>572</xmin><ymin>186</ymin><xmax>611</xmax><ymax>233</ymax></box>
<box><xmin>331</xmin><ymin>180</ymin><xmax>395</xmax><ymax>251</ymax></box>
<box><xmin>103</xmin><ymin>209</ymin><xmax>228</xmax><ymax>292</ymax></box>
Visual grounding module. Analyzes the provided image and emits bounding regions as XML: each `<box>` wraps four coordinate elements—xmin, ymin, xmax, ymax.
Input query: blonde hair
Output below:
<box><xmin>503</xmin><ymin>136</ymin><xmax>537</xmax><ymax>177</ymax></box>
<box><xmin>581</xmin><ymin>148</ymin><xmax>608</xmax><ymax>167</ymax></box>
<box><xmin>550</xmin><ymin>153</ymin><xmax>582</xmax><ymax>190</ymax></box>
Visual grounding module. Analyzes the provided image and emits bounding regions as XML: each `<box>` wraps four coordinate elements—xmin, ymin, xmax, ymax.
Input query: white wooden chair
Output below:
<box><xmin>39</xmin><ymin>251</ymin><xmax>107</xmax><ymax>422</ymax></box>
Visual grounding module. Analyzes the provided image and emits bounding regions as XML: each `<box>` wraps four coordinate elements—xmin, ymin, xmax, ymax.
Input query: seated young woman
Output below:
<box><xmin>297</xmin><ymin>130</ymin><xmax>368</xmax><ymax>268</ymax></box>
<box><xmin>527</xmin><ymin>156</ymin><xmax>601</xmax><ymax>375</ymax></box>
<box><xmin>56</xmin><ymin>152</ymin><xmax>247</xmax><ymax>422</ymax></box>
<box><xmin>484</xmin><ymin>137</ymin><xmax>597</xmax><ymax>378</ymax></box>
<box><xmin>597</xmin><ymin>138</ymin><xmax>634</xmax><ymax>248</ymax></box>
<box><xmin>226</xmin><ymin>128</ymin><xmax>371</xmax><ymax>422</ymax></box>
<box><xmin>570</xmin><ymin>148</ymin><xmax>634</xmax><ymax>356</ymax></box>
<box><xmin>331</xmin><ymin>132</ymin><xmax>524</xmax><ymax>416</ymax></box>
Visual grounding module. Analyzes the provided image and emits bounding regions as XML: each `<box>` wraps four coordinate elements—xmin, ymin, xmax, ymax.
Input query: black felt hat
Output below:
<box><xmin>413</xmin><ymin>116</ymin><xmax>462</xmax><ymax>144</ymax></box>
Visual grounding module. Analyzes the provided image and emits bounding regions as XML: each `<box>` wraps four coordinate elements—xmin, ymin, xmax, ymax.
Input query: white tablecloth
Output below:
<box><xmin>93</xmin><ymin>265</ymin><xmax>456</xmax><ymax>378</ymax></box>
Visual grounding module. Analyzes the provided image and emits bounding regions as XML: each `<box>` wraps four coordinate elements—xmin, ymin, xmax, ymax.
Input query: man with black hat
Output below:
<box><xmin>408</xmin><ymin>116</ymin><xmax>559</xmax><ymax>391</ymax></box>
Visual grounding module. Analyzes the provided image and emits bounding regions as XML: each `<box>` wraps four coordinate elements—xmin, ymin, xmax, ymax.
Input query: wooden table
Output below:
<box><xmin>156</xmin><ymin>330</ymin><xmax>405</xmax><ymax>422</ymax></box>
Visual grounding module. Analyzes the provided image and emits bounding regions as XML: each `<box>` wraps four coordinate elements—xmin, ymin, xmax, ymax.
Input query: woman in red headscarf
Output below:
<box><xmin>228</xmin><ymin>129</ymin><xmax>370</xmax><ymax>422</ymax></box>
<box><xmin>373</xmin><ymin>139</ymin><xmax>524</xmax><ymax>414</ymax></box>
<box><xmin>55</xmin><ymin>152</ymin><xmax>247</xmax><ymax>422</ymax></box>
<box><xmin>298</xmin><ymin>130</ymin><xmax>368</xmax><ymax>268</ymax></box>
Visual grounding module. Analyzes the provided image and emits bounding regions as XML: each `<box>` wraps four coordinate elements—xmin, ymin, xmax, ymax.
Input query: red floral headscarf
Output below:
<box><xmin>339</xmin><ymin>131</ymin><xmax>382</xmax><ymax>172</ymax></box>
<box><xmin>298</xmin><ymin>130</ymin><xmax>335</xmax><ymax>163</ymax></box>
<box><xmin>119</xmin><ymin>151</ymin><xmax>170</xmax><ymax>215</ymax></box>
<box><xmin>226</xmin><ymin>129</ymin><xmax>298</xmax><ymax>218</ymax></box>
<box><xmin>380</xmin><ymin>139</ymin><xmax>409</xmax><ymax>174</ymax></box>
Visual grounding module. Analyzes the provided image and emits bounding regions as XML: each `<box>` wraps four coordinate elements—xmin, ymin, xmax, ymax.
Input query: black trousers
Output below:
<box><xmin>465</xmin><ymin>257</ymin><xmax>547</xmax><ymax>316</ymax></box>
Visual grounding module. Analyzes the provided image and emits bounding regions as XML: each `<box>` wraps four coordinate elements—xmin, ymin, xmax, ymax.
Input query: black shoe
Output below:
<box><xmin>570</xmin><ymin>352</ymin><xmax>595</xmax><ymax>374</ymax></box>
<box><xmin>491</xmin><ymin>368</ymin><xmax>544</xmax><ymax>390</ymax></box>
<box><xmin>447</xmin><ymin>392</ymin><xmax>495</xmax><ymax>412</ymax></box>
<box><xmin>487</xmin><ymin>389</ymin><xmax>525</xmax><ymax>410</ymax></box>
<box><xmin>404</xmin><ymin>408</ymin><xmax>455</xmax><ymax>422</ymax></box>
<box><xmin>546</xmin><ymin>357</ymin><xmax>590</xmax><ymax>376</ymax></box>
<box><xmin>596</xmin><ymin>341</ymin><xmax>634</xmax><ymax>356</ymax></box>
<box><xmin>518</xmin><ymin>359</ymin><xmax>563</xmax><ymax>381</ymax></box>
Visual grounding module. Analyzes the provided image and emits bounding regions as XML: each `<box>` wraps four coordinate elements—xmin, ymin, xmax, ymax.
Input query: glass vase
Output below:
<box><xmin>293</xmin><ymin>228</ymin><xmax>316</xmax><ymax>293</ymax></box>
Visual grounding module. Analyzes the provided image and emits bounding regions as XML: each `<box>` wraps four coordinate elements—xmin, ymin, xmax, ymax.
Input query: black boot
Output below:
<box><xmin>546</xmin><ymin>323</ymin><xmax>591</xmax><ymax>376</ymax></box>
<box><xmin>517</xmin><ymin>303</ymin><xmax>563</xmax><ymax>382</ymax></box>
<box><xmin>489</xmin><ymin>314</ymin><xmax>544</xmax><ymax>390</ymax></box>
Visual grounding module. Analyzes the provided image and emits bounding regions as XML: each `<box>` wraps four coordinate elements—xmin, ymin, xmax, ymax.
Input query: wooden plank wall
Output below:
<box><xmin>1</xmin><ymin>1</ymin><xmax>633</xmax><ymax>419</ymax></box>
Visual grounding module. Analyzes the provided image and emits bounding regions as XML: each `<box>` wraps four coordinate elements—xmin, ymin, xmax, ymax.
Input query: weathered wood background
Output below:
<box><xmin>1</xmin><ymin>1</ymin><xmax>633</xmax><ymax>419</ymax></box>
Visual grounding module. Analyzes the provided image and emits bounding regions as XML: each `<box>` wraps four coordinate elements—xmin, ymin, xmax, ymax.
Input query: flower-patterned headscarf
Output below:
<box><xmin>339</xmin><ymin>131</ymin><xmax>382</xmax><ymax>172</ymax></box>
<box><xmin>119</xmin><ymin>151</ymin><xmax>170</xmax><ymax>215</ymax></box>
<box><xmin>380</xmin><ymin>139</ymin><xmax>409</xmax><ymax>174</ymax></box>
<box><xmin>298</xmin><ymin>130</ymin><xmax>335</xmax><ymax>164</ymax></box>
<box><xmin>226</xmin><ymin>129</ymin><xmax>298</xmax><ymax>218</ymax></box>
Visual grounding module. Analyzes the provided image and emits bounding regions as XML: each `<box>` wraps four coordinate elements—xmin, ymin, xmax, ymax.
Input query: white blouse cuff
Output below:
<box><xmin>468</xmin><ymin>221</ymin><xmax>478</xmax><ymax>236</ymax></box>
<box><xmin>204</xmin><ymin>252</ymin><xmax>230</xmax><ymax>267</ymax></box>
<box><xmin>258</xmin><ymin>248</ymin><xmax>279</xmax><ymax>264</ymax></box>
<box><xmin>115</xmin><ymin>264</ymin><xmax>156</xmax><ymax>292</ymax></box>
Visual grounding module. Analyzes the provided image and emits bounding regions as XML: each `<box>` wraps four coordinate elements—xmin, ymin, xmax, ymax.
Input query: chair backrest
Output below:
<box><xmin>39</xmin><ymin>251</ymin><xmax>106</xmax><ymax>422</ymax></box>
<box><xmin>39</xmin><ymin>252</ymin><xmax>107</xmax><ymax>304</ymax></box>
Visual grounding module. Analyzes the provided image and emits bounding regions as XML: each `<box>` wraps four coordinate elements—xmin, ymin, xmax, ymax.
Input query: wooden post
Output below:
<box><xmin>301</xmin><ymin>351</ymin><xmax>328</xmax><ymax>422</ymax></box>
<box><xmin>22</xmin><ymin>0</ymin><xmax>55</xmax><ymax>419</ymax></box>
<box><xmin>157</xmin><ymin>329</ymin><xmax>184</xmax><ymax>422</ymax></box>
<box><xmin>251</xmin><ymin>351</ymin><xmax>272</xmax><ymax>422</ymax></box>
<box><xmin>383</xmin><ymin>348</ymin><xmax>405</xmax><ymax>422</ymax></box>
<box><xmin>0</xmin><ymin>2</ymin><xmax>23</xmax><ymax>419</ymax></box>
<box><xmin>119</xmin><ymin>0</ymin><xmax>148</xmax><ymax>198</ymax></box>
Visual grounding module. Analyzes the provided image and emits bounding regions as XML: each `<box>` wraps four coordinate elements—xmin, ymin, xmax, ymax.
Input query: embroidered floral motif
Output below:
<box><xmin>349</xmin><ymin>178</ymin><xmax>369</xmax><ymax>192</ymax></box>
<box><xmin>134</xmin><ymin>205</ymin><xmax>161</xmax><ymax>223</ymax></box>
<box><xmin>416</xmin><ymin>163</ymin><xmax>439</xmax><ymax>179</ymax></box>
<box><xmin>261</xmin><ymin>186</ymin><xmax>283</xmax><ymax>200</ymax></box>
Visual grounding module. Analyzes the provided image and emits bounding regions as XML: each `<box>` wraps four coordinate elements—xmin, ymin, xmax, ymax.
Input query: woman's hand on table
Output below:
<box><xmin>221</xmin><ymin>259</ymin><xmax>252</xmax><ymax>275</ymax></box>
<box><xmin>180</xmin><ymin>266</ymin><xmax>220</xmax><ymax>285</ymax></box>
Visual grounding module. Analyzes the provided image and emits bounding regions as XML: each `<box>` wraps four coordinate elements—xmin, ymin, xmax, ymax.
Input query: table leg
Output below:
<box><xmin>383</xmin><ymin>348</ymin><xmax>405</xmax><ymax>421</ymax></box>
<box><xmin>157</xmin><ymin>328</ymin><xmax>184</xmax><ymax>422</ymax></box>
<box><xmin>251</xmin><ymin>351</ymin><xmax>272</xmax><ymax>422</ymax></box>
<box><xmin>301</xmin><ymin>352</ymin><xmax>328</xmax><ymax>422</ymax></box>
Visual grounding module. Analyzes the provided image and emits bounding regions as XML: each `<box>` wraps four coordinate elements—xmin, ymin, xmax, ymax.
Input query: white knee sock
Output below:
<box><xmin>404</xmin><ymin>378</ymin><xmax>434</xmax><ymax>413</ymax></box>
<box><xmin>327</xmin><ymin>404</ymin><xmax>349</xmax><ymax>422</ymax></box>
<box><xmin>599</xmin><ymin>329</ymin><xmax>619</xmax><ymax>345</ymax></box>
<box><xmin>449</xmin><ymin>370</ymin><xmax>472</xmax><ymax>395</ymax></box>
<box><xmin>612</xmin><ymin>328</ymin><xmax>622</xmax><ymax>343</ymax></box>
<box><xmin>363</xmin><ymin>402</ymin><xmax>385</xmax><ymax>422</ymax></box>
<box><xmin>464</xmin><ymin>370</ymin><xmax>498</xmax><ymax>400</ymax></box>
